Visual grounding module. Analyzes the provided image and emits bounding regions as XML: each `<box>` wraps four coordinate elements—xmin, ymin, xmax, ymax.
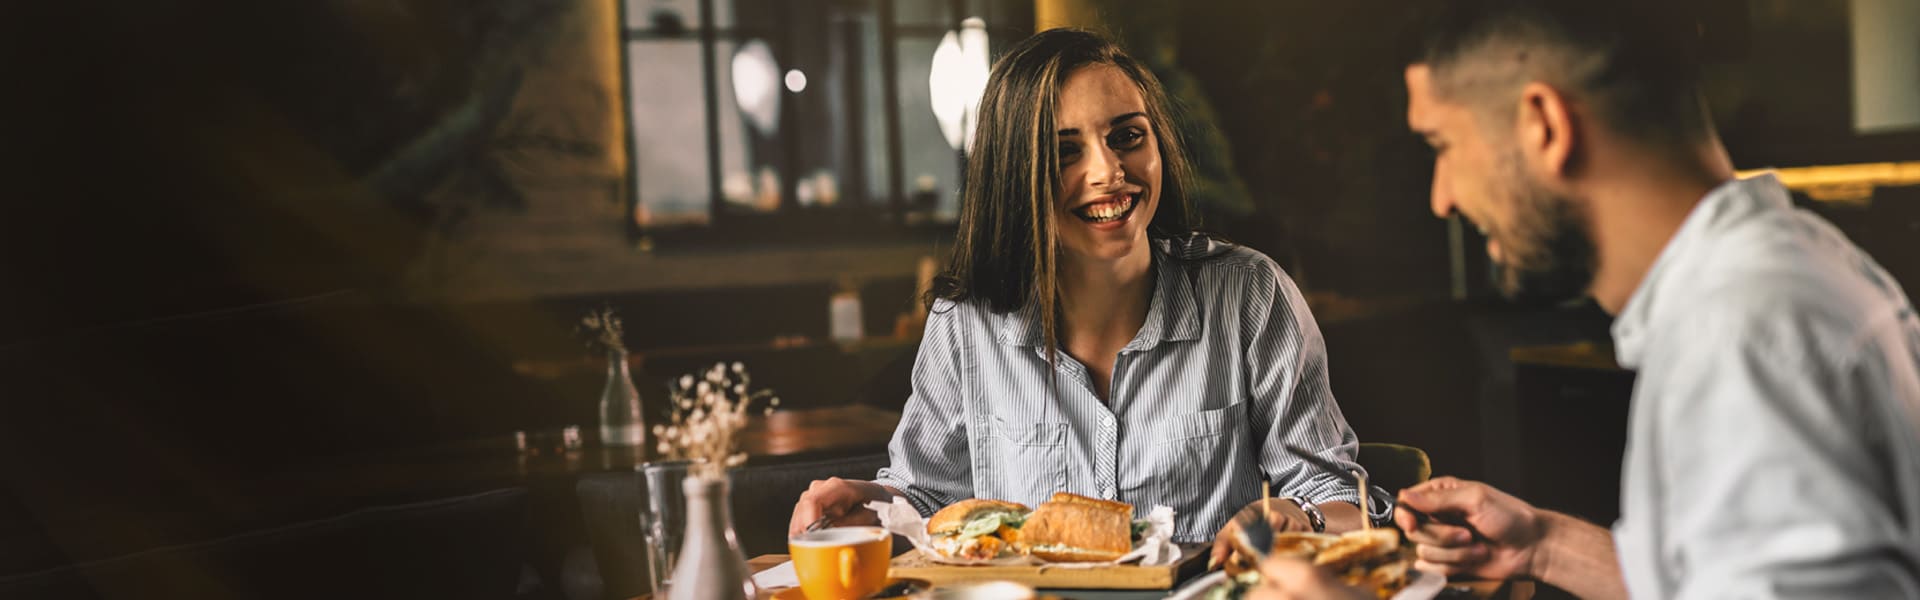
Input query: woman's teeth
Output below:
<box><xmin>1074</xmin><ymin>194</ymin><xmax>1136</xmax><ymax>223</ymax></box>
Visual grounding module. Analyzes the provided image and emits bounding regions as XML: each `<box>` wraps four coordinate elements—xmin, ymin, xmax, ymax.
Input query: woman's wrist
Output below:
<box><xmin>1279</xmin><ymin>496</ymin><xmax>1326</xmax><ymax>532</ymax></box>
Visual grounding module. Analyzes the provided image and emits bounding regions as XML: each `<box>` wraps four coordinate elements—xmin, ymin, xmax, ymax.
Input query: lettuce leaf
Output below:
<box><xmin>957</xmin><ymin>512</ymin><xmax>1021</xmax><ymax>538</ymax></box>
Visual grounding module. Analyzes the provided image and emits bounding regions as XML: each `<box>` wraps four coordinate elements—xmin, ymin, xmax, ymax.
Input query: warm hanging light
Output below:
<box><xmin>929</xmin><ymin>17</ymin><xmax>991</xmax><ymax>153</ymax></box>
<box><xmin>732</xmin><ymin>39</ymin><xmax>782</xmax><ymax>136</ymax></box>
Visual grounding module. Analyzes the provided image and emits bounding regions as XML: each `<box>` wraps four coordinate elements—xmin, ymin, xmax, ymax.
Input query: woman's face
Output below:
<box><xmin>1052</xmin><ymin>64</ymin><xmax>1161</xmax><ymax>266</ymax></box>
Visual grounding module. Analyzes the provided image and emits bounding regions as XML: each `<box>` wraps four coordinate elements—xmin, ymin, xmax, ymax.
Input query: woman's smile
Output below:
<box><xmin>1070</xmin><ymin>192</ymin><xmax>1142</xmax><ymax>225</ymax></box>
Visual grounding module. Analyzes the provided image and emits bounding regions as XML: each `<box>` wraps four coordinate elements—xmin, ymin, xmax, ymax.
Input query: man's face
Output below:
<box><xmin>1404</xmin><ymin>64</ymin><xmax>1594</xmax><ymax>304</ymax></box>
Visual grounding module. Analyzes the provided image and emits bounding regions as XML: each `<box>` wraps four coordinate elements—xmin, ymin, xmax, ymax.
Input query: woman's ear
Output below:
<box><xmin>1517</xmin><ymin>82</ymin><xmax>1577</xmax><ymax>180</ymax></box>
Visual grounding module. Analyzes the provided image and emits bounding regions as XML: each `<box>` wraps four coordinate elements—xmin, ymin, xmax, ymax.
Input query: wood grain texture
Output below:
<box><xmin>885</xmin><ymin>544</ymin><xmax>1210</xmax><ymax>590</ymax></box>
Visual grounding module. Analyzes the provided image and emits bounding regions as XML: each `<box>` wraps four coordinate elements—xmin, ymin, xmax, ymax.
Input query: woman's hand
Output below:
<box><xmin>1209</xmin><ymin>497</ymin><xmax>1315</xmax><ymax>569</ymax></box>
<box><xmin>1247</xmin><ymin>557</ymin><xmax>1375</xmax><ymax>600</ymax></box>
<box><xmin>787</xmin><ymin>477</ymin><xmax>897</xmax><ymax>537</ymax></box>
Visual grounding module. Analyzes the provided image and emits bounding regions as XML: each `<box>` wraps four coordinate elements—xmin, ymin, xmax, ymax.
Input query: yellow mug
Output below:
<box><xmin>788</xmin><ymin>526</ymin><xmax>891</xmax><ymax>600</ymax></box>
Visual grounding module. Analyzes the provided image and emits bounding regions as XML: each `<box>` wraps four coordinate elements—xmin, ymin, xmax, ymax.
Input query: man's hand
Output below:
<box><xmin>1210</xmin><ymin>497</ymin><xmax>1315</xmax><ymax>569</ymax></box>
<box><xmin>1247</xmin><ymin>557</ymin><xmax>1375</xmax><ymax>600</ymax></box>
<box><xmin>1393</xmin><ymin>477</ymin><xmax>1545</xmax><ymax>580</ymax></box>
<box><xmin>787</xmin><ymin>477</ymin><xmax>896</xmax><ymax>537</ymax></box>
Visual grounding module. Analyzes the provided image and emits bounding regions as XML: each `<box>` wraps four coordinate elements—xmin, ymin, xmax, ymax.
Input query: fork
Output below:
<box><xmin>1230</xmin><ymin>510</ymin><xmax>1275</xmax><ymax>561</ymax></box>
<box><xmin>802</xmin><ymin>515</ymin><xmax>834</xmax><ymax>534</ymax></box>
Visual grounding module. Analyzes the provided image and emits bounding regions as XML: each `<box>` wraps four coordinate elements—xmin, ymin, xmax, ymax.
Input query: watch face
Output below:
<box><xmin>1278</xmin><ymin>496</ymin><xmax>1325</xmax><ymax>533</ymax></box>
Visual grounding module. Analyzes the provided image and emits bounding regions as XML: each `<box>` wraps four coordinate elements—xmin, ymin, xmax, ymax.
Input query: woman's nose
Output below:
<box><xmin>1085</xmin><ymin>146</ymin><xmax>1124</xmax><ymax>188</ymax></box>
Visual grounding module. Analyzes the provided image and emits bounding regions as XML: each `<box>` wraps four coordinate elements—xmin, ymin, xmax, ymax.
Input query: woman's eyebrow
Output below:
<box><xmin>1058</xmin><ymin>112</ymin><xmax>1148</xmax><ymax>137</ymax></box>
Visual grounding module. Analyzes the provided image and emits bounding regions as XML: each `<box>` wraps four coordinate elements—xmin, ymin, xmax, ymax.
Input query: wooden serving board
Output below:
<box><xmin>887</xmin><ymin>544</ymin><xmax>1210</xmax><ymax>590</ymax></box>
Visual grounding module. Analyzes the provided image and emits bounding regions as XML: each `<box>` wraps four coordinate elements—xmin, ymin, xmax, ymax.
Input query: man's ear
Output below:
<box><xmin>1517</xmin><ymin>82</ymin><xmax>1576</xmax><ymax>180</ymax></box>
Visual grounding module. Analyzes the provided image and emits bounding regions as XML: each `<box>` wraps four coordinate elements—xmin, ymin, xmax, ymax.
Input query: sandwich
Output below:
<box><xmin>1314</xmin><ymin>528</ymin><xmax>1411</xmax><ymax>597</ymax></box>
<box><xmin>1221</xmin><ymin>528</ymin><xmax>1411</xmax><ymax>598</ymax></box>
<box><xmin>926</xmin><ymin>499</ymin><xmax>1030</xmax><ymax>560</ymax></box>
<box><xmin>1016</xmin><ymin>492</ymin><xmax>1136</xmax><ymax>563</ymax></box>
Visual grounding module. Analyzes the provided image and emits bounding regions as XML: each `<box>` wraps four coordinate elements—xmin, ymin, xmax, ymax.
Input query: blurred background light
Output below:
<box><xmin>732</xmin><ymin>39</ymin><xmax>782</xmax><ymax>136</ymax></box>
<box><xmin>928</xmin><ymin>17</ymin><xmax>991</xmax><ymax>153</ymax></box>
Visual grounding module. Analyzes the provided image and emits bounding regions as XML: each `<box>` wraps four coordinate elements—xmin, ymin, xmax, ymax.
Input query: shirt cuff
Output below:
<box><xmin>871</xmin><ymin>473</ymin><xmax>939</xmax><ymax>517</ymax></box>
<box><xmin>1302</xmin><ymin>486</ymin><xmax>1396</xmax><ymax>527</ymax></box>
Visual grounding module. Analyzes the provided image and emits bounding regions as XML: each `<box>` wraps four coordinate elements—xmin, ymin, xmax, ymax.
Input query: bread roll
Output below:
<box><xmin>1019</xmin><ymin>495</ymin><xmax>1133</xmax><ymax>563</ymax></box>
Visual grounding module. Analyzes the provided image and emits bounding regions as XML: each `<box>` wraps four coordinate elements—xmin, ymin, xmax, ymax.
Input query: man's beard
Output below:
<box><xmin>1490</xmin><ymin>154</ymin><xmax>1596</xmax><ymax>307</ymax></box>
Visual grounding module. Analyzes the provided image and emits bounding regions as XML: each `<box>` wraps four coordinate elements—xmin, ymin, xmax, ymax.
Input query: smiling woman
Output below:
<box><xmin>788</xmin><ymin>29</ymin><xmax>1394</xmax><ymax>555</ymax></box>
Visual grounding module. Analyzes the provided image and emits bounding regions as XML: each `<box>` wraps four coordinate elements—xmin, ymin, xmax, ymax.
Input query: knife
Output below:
<box><xmin>1281</xmin><ymin>444</ymin><xmax>1429</xmax><ymax>525</ymax></box>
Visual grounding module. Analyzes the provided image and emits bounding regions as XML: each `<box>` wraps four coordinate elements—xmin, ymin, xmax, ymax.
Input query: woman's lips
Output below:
<box><xmin>1071</xmin><ymin>193</ymin><xmax>1138</xmax><ymax>224</ymax></box>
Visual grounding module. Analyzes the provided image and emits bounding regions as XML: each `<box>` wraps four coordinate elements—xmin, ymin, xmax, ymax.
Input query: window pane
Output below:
<box><xmin>792</xmin><ymin>1</ymin><xmax>882</xmax><ymax>210</ymax></box>
<box><xmin>714</xmin><ymin>38</ymin><xmax>781</xmax><ymax>213</ymax></box>
<box><xmin>628</xmin><ymin>40</ymin><xmax>712</xmax><ymax>227</ymax></box>
<box><xmin>857</xmin><ymin>11</ymin><xmax>891</xmax><ymax>210</ymax></box>
<box><xmin>623</xmin><ymin>0</ymin><xmax>734</xmax><ymax>32</ymax></box>
<box><xmin>896</xmin><ymin>35</ymin><xmax>962</xmax><ymax>222</ymax></box>
<box><xmin>894</xmin><ymin>0</ymin><xmax>951</xmax><ymax>27</ymax></box>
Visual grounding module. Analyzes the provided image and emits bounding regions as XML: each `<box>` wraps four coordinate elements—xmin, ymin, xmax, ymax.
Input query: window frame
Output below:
<box><xmin>617</xmin><ymin>0</ymin><xmax>1029</xmax><ymax>250</ymax></box>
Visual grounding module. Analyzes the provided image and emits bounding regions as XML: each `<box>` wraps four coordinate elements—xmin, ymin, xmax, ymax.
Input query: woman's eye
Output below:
<box><xmin>1058</xmin><ymin>143</ymin><xmax>1081</xmax><ymax>162</ymax></box>
<box><xmin>1108</xmin><ymin>128</ymin><xmax>1145</xmax><ymax>149</ymax></box>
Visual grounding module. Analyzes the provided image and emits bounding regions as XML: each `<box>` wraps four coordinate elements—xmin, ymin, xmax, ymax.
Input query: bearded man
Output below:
<box><xmin>1252</xmin><ymin>1</ymin><xmax>1920</xmax><ymax>598</ymax></box>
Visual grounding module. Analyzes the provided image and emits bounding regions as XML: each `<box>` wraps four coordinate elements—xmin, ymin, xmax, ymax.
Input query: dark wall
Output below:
<box><xmin>1131</xmin><ymin>0</ymin><xmax>1920</xmax><ymax>482</ymax></box>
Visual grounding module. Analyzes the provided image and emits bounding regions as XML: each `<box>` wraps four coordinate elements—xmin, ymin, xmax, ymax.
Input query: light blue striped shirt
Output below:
<box><xmin>874</xmin><ymin>235</ymin><xmax>1388</xmax><ymax>542</ymax></box>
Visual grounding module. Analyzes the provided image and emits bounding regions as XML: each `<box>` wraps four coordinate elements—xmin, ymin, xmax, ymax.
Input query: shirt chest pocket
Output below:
<box><xmin>1147</xmin><ymin>404</ymin><xmax>1240</xmax><ymax>516</ymax></box>
<box><xmin>979</xmin><ymin>418</ymin><xmax>1068</xmax><ymax>506</ymax></box>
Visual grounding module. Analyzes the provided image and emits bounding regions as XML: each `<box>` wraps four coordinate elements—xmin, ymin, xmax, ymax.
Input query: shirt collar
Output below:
<box><xmin>995</xmin><ymin>243</ymin><xmax>1203</xmax><ymax>349</ymax></box>
<box><xmin>1611</xmin><ymin>173</ymin><xmax>1791</xmax><ymax>367</ymax></box>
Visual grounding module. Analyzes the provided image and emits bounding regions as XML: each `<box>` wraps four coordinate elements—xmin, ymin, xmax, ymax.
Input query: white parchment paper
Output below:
<box><xmin>865</xmin><ymin>498</ymin><xmax>1181</xmax><ymax>567</ymax></box>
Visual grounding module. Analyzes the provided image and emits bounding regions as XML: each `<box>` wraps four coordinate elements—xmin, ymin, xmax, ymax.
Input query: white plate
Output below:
<box><xmin>1164</xmin><ymin>567</ymin><xmax>1446</xmax><ymax>600</ymax></box>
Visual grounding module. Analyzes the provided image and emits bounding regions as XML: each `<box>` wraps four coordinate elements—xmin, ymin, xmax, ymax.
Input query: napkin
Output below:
<box><xmin>750</xmin><ymin>560</ymin><xmax>799</xmax><ymax>590</ymax></box>
<box><xmin>864</xmin><ymin>498</ymin><xmax>1181</xmax><ymax>567</ymax></box>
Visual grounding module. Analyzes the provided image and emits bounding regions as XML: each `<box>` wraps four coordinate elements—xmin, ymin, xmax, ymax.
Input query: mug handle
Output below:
<box><xmin>838</xmin><ymin>546</ymin><xmax>860</xmax><ymax>589</ymax></box>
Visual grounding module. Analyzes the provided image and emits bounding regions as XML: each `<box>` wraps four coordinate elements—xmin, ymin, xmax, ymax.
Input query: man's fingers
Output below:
<box><xmin>1392</xmin><ymin>504</ymin><xmax>1419</xmax><ymax>533</ymax></box>
<box><xmin>1403</xmin><ymin>520</ymin><xmax>1473</xmax><ymax>547</ymax></box>
<box><xmin>1415</xmin><ymin>541</ymin><xmax>1487</xmax><ymax>565</ymax></box>
<box><xmin>1413</xmin><ymin>559</ymin><xmax>1461</xmax><ymax>576</ymax></box>
<box><xmin>1397</xmin><ymin>479</ymin><xmax>1484</xmax><ymax>517</ymax></box>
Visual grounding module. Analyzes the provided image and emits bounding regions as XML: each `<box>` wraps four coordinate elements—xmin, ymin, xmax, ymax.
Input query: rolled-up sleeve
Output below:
<box><xmin>873</xmin><ymin>305</ymin><xmax>973</xmax><ymax>516</ymax></box>
<box><xmin>1241</xmin><ymin>263</ymin><xmax>1391</xmax><ymax>523</ymax></box>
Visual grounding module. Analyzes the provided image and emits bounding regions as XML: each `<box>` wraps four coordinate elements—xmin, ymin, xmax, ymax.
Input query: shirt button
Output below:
<box><xmin>1100</xmin><ymin>486</ymin><xmax>1114</xmax><ymax>498</ymax></box>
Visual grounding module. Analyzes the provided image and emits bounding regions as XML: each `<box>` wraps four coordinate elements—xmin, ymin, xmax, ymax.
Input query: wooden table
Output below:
<box><xmin>636</xmin><ymin>554</ymin><xmax>1533</xmax><ymax>600</ymax></box>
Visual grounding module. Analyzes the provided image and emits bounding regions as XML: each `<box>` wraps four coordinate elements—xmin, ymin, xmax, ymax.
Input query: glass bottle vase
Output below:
<box><xmin>598</xmin><ymin>348</ymin><xmax>645</xmax><ymax>446</ymax></box>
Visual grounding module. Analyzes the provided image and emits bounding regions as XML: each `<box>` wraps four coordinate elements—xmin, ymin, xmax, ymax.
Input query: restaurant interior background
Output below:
<box><xmin>3</xmin><ymin>0</ymin><xmax>1917</xmax><ymax>598</ymax></box>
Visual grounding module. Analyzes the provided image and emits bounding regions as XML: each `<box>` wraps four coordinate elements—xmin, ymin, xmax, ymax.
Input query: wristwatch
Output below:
<box><xmin>1279</xmin><ymin>496</ymin><xmax>1326</xmax><ymax>533</ymax></box>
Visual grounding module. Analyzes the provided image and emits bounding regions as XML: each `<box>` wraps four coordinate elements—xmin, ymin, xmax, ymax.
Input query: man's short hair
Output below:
<box><xmin>1415</xmin><ymin>0</ymin><xmax>1714</xmax><ymax>144</ymax></box>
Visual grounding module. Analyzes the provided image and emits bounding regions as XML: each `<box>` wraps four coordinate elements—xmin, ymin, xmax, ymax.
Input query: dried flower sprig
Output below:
<box><xmin>651</xmin><ymin>361</ymin><xmax>782</xmax><ymax>479</ymax></box>
<box><xmin>578</xmin><ymin>305</ymin><xmax>627</xmax><ymax>354</ymax></box>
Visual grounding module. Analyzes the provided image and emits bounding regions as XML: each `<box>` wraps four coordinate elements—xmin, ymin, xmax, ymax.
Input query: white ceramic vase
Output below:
<box><xmin>666</xmin><ymin>475</ymin><xmax>757</xmax><ymax>600</ymax></box>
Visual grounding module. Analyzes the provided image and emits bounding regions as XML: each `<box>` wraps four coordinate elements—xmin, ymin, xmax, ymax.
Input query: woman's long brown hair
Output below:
<box><xmin>928</xmin><ymin>28</ymin><xmax>1199</xmax><ymax>361</ymax></box>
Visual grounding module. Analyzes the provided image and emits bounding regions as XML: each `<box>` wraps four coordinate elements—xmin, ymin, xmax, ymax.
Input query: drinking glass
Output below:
<box><xmin>640</xmin><ymin>459</ymin><xmax>693</xmax><ymax>593</ymax></box>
